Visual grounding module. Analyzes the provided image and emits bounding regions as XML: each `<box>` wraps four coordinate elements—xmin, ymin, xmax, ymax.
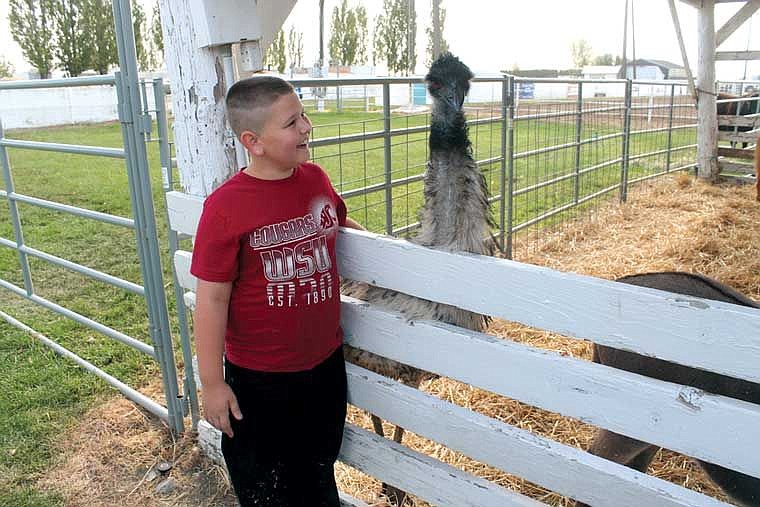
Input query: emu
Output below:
<box><xmin>343</xmin><ymin>53</ymin><xmax>493</xmax><ymax>504</ymax></box>
<box><xmin>576</xmin><ymin>272</ymin><xmax>760</xmax><ymax>507</ymax></box>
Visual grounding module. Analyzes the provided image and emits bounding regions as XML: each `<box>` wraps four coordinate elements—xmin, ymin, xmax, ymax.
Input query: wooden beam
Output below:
<box><xmin>668</xmin><ymin>0</ymin><xmax>698</xmax><ymax>103</ymax></box>
<box><xmin>718</xmin><ymin>146</ymin><xmax>757</xmax><ymax>158</ymax></box>
<box><xmin>157</xmin><ymin>0</ymin><xmax>239</xmax><ymax>197</ymax></box>
<box><xmin>698</xmin><ymin>0</ymin><xmax>719</xmax><ymax>179</ymax></box>
<box><xmin>719</xmin><ymin>160</ymin><xmax>756</xmax><ymax>173</ymax></box>
<box><xmin>718</xmin><ymin>129</ymin><xmax>760</xmax><ymax>142</ymax></box>
<box><xmin>718</xmin><ymin>114</ymin><xmax>760</xmax><ymax>127</ymax></box>
<box><xmin>715</xmin><ymin>50</ymin><xmax>760</xmax><ymax>60</ymax></box>
<box><xmin>156</xmin><ymin>0</ymin><xmax>296</xmax><ymax>197</ymax></box>
<box><xmin>716</xmin><ymin>0</ymin><xmax>760</xmax><ymax>47</ymax></box>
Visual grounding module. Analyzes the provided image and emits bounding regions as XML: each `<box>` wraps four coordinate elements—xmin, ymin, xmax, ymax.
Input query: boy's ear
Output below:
<box><xmin>239</xmin><ymin>130</ymin><xmax>264</xmax><ymax>157</ymax></box>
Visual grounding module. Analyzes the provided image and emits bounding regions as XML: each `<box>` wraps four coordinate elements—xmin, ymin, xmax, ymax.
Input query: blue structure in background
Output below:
<box><xmin>413</xmin><ymin>83</ymin><xmax>427</xmax><ymax>105</ymax></box>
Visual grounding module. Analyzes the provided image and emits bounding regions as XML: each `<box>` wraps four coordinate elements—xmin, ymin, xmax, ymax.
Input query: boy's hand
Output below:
<box><xmin>202</xmin><ymin>381</ymin><xmax>243</xmax><ymax>438</ymax></box>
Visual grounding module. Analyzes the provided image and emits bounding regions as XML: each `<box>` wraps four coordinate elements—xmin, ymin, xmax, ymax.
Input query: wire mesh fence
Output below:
<box><xmin>298</xmin><ymin>76</ymin><xmax>697</xmax><ymax>260</ymax></box>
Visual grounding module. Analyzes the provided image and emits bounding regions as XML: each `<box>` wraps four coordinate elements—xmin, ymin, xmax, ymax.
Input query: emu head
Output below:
<box><xmin>425</xmin><ymin>52</ymin><xmax>474</xmax><ymax>110</ymax></box>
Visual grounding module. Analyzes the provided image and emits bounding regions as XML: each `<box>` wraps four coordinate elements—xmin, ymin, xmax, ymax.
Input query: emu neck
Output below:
<box><xmin>416</xmin><ymin>100</ymin><xmax>491</xmax><ymax>255</ymax></box>
<box><xmin>429</xmin><ymin>102</ymin><xmax>470</xmax><ymax>155</ymax></box>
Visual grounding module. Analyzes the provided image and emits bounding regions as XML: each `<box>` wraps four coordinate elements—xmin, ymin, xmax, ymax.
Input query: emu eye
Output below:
<box><xmin>429</xmin><ymin>82</ymin><xmax>442</xmax><ymax>90</ymax></box>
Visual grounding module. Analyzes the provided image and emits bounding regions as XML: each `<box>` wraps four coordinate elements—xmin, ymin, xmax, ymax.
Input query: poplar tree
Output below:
<box><xmin>50</xmin><ymin>0</ymin><xmax>92</xmax><ymax>77</ymax></box>
<box><xmin>0</xmin><ymin>57</ymin><xmax>14</xmax><ymax>79</ymax></box>
<box><xmin>374</xmin><ymin>0</ymin><xmax>416</xmax><ymax>75</ymax></box>
<box><xmin>265</xmin><ymin>29</ymin><xmax>287</xmax><ymax>74</ymax></box>
<box><xmin>571</xmin><ymin>39</ymin><xmax>593</xmax><ymax>68</ymax></box>
<box><xmin>8</xmin><ymin>0</ymin><xmax>56</xmax><ymax>79</ymax></box>
<box><xmin>425</xmin><ymin>1</ymin><xmax>449</xmax><ymax>66</ymax></box>
<box><xmin>132</xmin><ymin>1</ymin><xmax>150</xmax><ymax>70</ymax></box>
<box><xmin>287</xmin><ymin>26</ymin><xmax>304</xmax><ymax>73</ymax></box>
<box><xmin>84</xmin><ymin>0</ymin><xmax>117</xmax><ymax>75</ymax></box>
<box><xmin>151</xmin><ymin>2</ymin><xmax>164</xmax><ymax>61</ymax></box>
<box><xmin>328</xmin><ymin>0</ymin><xmax>368</xmax><ymax>67</ymax></box>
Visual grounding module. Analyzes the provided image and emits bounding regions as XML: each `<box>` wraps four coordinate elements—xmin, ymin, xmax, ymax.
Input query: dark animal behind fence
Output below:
<box><xmin>717</xmin><ymin>91</ymin><xmax>760</xmax><ymax>148</ymax></box>
<box><xmin>575</xmin><ymin>272</ymin><xmax>760</xmax><ymax>507</ymax></box>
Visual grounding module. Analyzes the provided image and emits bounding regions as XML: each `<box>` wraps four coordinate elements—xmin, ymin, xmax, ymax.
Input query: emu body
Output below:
<box><xmin>576</xmin><ymin>272</ymin><xmax>760</xmax><ymax>507</ymax></box>
<box><xmin>342</xmin><ymin>53</ymin><xmax>492</xmax><ymax>504</ymax></box>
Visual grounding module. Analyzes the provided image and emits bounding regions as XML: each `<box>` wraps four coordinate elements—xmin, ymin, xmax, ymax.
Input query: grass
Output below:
<box><xmin>0</xmin><ymin>105</ymin><xmax>696</xmax><ymax>504</ymax></box>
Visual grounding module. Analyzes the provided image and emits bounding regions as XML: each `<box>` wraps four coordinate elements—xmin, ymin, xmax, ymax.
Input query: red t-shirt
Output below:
<box><xmin>190</xmin><ymin>162</ymin><xmax>347</xmax><ymax>372</ymax></box>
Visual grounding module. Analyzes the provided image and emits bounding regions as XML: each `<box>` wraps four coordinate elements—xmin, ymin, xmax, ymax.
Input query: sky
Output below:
<box><xmin>3</xmin><ymin>0</ymin><xmax>760</xmax><ymax>80</ymax></box>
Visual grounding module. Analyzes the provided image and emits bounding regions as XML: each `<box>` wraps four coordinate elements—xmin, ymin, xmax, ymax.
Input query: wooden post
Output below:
<box><xmin>156</xmin><ymin>0</ymin><xmax>296</xmax><ymax>197</ymax></box>
<box><xmin>157</xmin><ymin>0</ymin><xmax>238</xmax><ymax>197</ymax></box>
<box><xmin>697</xmin><ymin>0</ymin><xmax>718</xmax><ymax>180</ymax></box>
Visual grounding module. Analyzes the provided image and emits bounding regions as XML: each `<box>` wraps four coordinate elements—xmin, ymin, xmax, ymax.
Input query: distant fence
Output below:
<box><xmin>1</xmin><ymin>74</ymin><xmax>719</xmax><ymax>261</ymax></box>
<box><xmin>286</xmin><ymin>75</ymin><xmax>699</xmax><ymax>260</ymax></box>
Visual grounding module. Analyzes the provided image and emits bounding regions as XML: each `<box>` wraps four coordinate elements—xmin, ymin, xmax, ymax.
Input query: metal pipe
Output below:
<box><xmin>499</xmin><ymin>76</ymin><xmax>508</xmax><ymax>252</ymax></box>
<box><xmin>0</xmin><ymin>238</ymin><xmax>144</xmax><ymax>295</ymax></box>
<box><xmin>0</xmin><ymin>75</ymin><xmax>117</xmax><ymax>90</ymax></box>
<box><xmin>154</xmin><ymin>76</ymin><xmax>201</xmax><ymax>428</ymax></box>
<box><xmin>0</xmin><ymin>309</ymin><xmax>168</xmax><ymax>422</ymax></box>
<box><xmin>113</xmin><ymin>0</ymin><xmax>183</xmax><ymax>434</ymax></box>
<box><xmin>506</xmin><ymin>76</ymin><xmax>516</xmax><ymax>259</ymax></box>
<box><xmin>0</xmin><ymin>277</ymin><xmax>156</xmax><ymax>357</ymax></box>
<box><xmin>620</xmin><ymin>80</ymin><xmax>633</xmax><ymax>202</ymax></box>
<box><xmin>512</xmin><ymin>183</ymin><xmax>621</xmax><ymax>233</ymax></box>
<box><xmin>139</xmin><ymin>80</ymin><xmax>152</xmax><ymax>142</ymax></box>
<box><xmin>0</xmin><ymin>190</ymin><xmax>134</xmax><ymax>228</ymax></box>
<box><xmin>382</xmin><ymin>83</ymin><xmax>393</xmax><ymax>235</ymax></box>
<box><xmin>289</xmin><ymin>75</ymin><xmax>506</xmax><ymax>87</ymax></box>
<box><xmin>515</xmin><ymin>105</ymin><xmax>625</xmax><ymax>121</ymax></box>
<box><xmin>220</xmin><ymin>44</ymin><xmax>248</xmax><ymax>170</ymax></box>
<box><xmin>574</xmin><ymin>82</ymin><xmax>583</xmax><ymax>204</ymax></box>
<box><xmin>0</xmin><ymin>121</ymin><xmax>34</xmax><ymax>296</ymax></box>
<box><xmin>628</xmin><ymin>125</ymin><xmax>683</xmax><ymax>136</ymax></box>
<box><xmin>513</xmin><ymin>137</ymin><xmax>607</xmax><ymax>160</ymax></box>
<box><xmin>578</xmin><ymin>157</ymin><xmax>625</xmax><ymax>176</ymax></box>
<box><xmin>513</xmin><ymin>172</ymin><xmax>579</xmax><ymax>197</ymax></box>
<box><xmin>628</xmin><ymin>147</ymin><xmax>679</xmax><ymax>163</ymax></box>
<box><xmin>0</xmin><ymin>138</ymin><xmax>125</xmax><ymax>159</ymax></box>
<box><xmin>336</xmin><ymin>154</ymin><xmax>505</xmax><ymax>200</ymax></box>
<box><xmin>310</xmin><ymin>115</ymin><xmax>501</xmax><ymax>149</ymax></box>
<box><xmin>514</xmin><ymin>77</ymin><xmax>629</xmax><ymax>85</ymax></box>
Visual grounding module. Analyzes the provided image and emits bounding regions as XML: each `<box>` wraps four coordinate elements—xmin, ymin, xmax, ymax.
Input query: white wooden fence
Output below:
<box><xmin>166</xmin><ymin>190</ymin><xmax>760</xmax><ymax>507</ymax></box>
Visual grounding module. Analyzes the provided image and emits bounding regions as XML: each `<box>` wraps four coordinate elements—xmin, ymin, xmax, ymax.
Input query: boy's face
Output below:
<box><xmin>247</xmin><ymin>92</ymin><xmax>312</xmax><ymax>177</ymax></box>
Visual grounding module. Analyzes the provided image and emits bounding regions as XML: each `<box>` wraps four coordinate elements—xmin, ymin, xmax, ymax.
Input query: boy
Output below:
<box><xmin>190</xmin><ymin>76</ymin><xmax>363</xmax><ymax>506</ymax></box>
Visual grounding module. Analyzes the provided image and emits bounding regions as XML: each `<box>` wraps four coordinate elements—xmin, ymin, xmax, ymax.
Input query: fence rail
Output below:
<box><xmin>165</xmin><ymin>187</ymin><xmax>760</xmax><ymax>506</ymax></box>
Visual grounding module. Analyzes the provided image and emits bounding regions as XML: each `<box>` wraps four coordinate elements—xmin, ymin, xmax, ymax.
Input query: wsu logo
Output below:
<box><xmin>319</xmin><ymin>203</ymin><xmax>336</xmax><ymax>230</ymax></box>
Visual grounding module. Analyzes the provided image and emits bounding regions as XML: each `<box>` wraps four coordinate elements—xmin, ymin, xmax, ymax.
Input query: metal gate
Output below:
<box><xmin>0</xmin><ymin>0</ymin><xmax>193</xmax><ymax>434</ymax></box>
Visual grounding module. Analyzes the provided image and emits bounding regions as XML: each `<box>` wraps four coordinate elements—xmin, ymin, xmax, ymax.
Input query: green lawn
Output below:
<box><xmin>0</xmin><ymin>106</ymin><xmax>695</xmax><ymax>504</ymax></box>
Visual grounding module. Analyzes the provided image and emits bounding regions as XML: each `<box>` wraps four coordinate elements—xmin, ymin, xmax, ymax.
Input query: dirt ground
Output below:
<box><xmin>37</xmin><ymin>174</ymin><xmax>759</xmax><ymax>506</ymax></box>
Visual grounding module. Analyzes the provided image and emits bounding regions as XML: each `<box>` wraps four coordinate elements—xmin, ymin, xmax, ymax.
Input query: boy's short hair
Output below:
<box><xmin>226</xmin><ymin>76</ymin><xmax>295</xmax><ymax>137</ymax></box>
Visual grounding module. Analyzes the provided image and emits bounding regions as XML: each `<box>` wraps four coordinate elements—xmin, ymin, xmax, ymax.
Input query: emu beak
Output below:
<box><xmin>456</xmin><ymin>89</ymin><xmax>466</xmax><ymax>109</ymax></box>
<box><xmin>444</xmin><ymin>91</ymin><xmax>464</xmax><ymax>110</ymax></box>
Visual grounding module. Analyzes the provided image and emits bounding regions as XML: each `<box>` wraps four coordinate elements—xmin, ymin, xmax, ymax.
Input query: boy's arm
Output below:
<box><xmin>343</xmin><ymin>217</ymin><xmax>365</xmax><ymax>230</ymax></box>
<box><xmin>194</xmin><ymin>279</ymin><xmax>242</xmax><ymax>437</ymax></box>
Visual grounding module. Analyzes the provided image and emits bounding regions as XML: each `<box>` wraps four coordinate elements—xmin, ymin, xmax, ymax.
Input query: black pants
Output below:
<box><xmin>221</xmin><ymin>347</ymin><xmax>347</xmax><ymax>507</ymax></box>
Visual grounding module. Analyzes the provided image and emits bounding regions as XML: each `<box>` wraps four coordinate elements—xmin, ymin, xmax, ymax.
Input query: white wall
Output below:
<box><xmin>0</xmin><ymin>81</ymin><xmax>166</xmax><ymax>130</ymax></box>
